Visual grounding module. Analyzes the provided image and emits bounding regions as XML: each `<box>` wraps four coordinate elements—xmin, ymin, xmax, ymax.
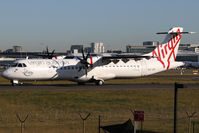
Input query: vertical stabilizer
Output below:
<box><xmin>150</xmin><ymin>27</ymin><xmax>183</xmax><ymax>69</ymax></box>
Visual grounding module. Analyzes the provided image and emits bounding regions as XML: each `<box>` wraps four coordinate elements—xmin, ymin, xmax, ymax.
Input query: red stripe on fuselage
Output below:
<box><xmin>90</xmin><ymin>57</ymin><xmax>93</xmax><ymax>65</ymax></box>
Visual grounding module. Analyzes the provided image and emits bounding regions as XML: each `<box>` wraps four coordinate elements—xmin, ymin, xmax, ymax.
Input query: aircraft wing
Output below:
<box><xmin>99</xmin><ymin>54</ymin><xmax>156</xmax><ymax>64</ymax></box>
<box><xmin>102</xmin><ymin>55</ymin><xmax>155</xmax><ymax>60</ymax></box>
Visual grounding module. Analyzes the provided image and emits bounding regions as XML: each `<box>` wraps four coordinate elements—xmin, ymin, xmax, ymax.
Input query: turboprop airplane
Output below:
<box><xmin>1</xmin><ymin>27</ymin><xmax>194</xmax><ymax>86</ymax></box>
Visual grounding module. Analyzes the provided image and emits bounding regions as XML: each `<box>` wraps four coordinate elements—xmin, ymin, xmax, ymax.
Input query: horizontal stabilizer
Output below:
<box><xmin>157</xmin><ymin>31</ymin><xmax>196</xmax><ymax>34</ymax></box>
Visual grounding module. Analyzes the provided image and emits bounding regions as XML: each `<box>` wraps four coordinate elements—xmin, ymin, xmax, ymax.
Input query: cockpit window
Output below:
<box><xmin>18</xmin><ymin>63</ymin><xmax>23</xmax><ymax>67</ymax></box>
<box><xmin>22</xmin><ymin>63</ymin><xmax>27</xmax><ymax>67</ymax></box>
<box><xmin>10</xmin><ymin>63</ymin><xmax>27</xmax><ymax>67</ymax></box>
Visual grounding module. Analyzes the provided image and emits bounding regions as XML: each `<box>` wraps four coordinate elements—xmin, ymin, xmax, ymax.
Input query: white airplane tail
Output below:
<box><xmin>147</xmin><ymin>27</ymin><xmax>194</xmax><ymax>69</ymax></box>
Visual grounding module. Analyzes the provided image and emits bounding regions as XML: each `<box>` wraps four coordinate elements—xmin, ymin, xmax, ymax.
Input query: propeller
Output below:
<box><xmin>77</xmin><ymin>48</ymin><xmax>93</xmax><ymax>76</ymax></box>
<box><xmin>46</xmin><ymin>46</ymin><xmax>55</xmax><ymax>59</ymax></box>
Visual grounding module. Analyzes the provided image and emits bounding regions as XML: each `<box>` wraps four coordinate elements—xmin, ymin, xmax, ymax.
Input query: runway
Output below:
<box><xmin>0</xmin><ymin>83</ymin><xmax>198</xmax><ymax>91</ymax></box>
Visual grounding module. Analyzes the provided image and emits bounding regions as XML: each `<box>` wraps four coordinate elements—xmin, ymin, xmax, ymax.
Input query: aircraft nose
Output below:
<box><xmin>1</xmin><ymin>70</ymin><xmax>9</xmax><ymax>79</ymax></box>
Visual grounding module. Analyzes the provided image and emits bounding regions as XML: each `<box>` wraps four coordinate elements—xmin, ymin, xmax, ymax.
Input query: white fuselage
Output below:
<box><xmin>1</xmin><ymin>57</ymin><xmax>183</xmax><ymax>83</ymax></box>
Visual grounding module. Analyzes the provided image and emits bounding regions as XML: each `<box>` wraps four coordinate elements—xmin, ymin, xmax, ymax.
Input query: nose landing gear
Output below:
<box><xmin>10</xmin><ymin>80</ymin><xmax>23</xmax><ymax>86</ymax></box>
<box><xmin>11</xmin><ymin>80</ymin><xmax>18</xmax><ymax>86</ymax></box>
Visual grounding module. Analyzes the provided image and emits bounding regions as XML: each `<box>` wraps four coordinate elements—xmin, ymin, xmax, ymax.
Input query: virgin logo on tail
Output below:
<box><xmin>152</xmin><ymin>28</ymin><xmax>182</xmax><ymax>69</ymax></box>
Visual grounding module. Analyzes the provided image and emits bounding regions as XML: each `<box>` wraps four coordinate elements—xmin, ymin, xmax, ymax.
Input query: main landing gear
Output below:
<box><xmin>10</xmin><ymin>80</ymin><xmax>18</xmax><ymax>86</ymax></box>
<box><xmin>95</xmin><ymin>80</ymin><xmax>104</xmax><ymax>86</ymax></box>
<box><xmin>77</xmin><ymin>80</ymin><xmax>104</xmax><ymax>86</ymax></box>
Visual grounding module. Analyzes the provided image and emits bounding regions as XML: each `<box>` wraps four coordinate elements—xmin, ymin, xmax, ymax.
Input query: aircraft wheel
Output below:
<box><xmin>10</xmin><ymin>80</ymin><xmax>19</xmax><ymax>86</ymax></box>
<box><xmin>96</xmin><ymin>80</ymin><xmax>104</xmax><ymax>86</ymax></box>
<box><xmin>11</xmin><ymin>83</ymin><xmax>17</xmax><ymax>86</ymax></box>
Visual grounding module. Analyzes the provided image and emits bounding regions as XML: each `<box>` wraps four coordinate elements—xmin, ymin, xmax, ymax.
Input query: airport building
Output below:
<box><xmin>126</xmin><ymin>41</ymin><xmax>199</xmax><ymax>62</ymax></box>
<box><xmin>4</xmin><ymin>49</ymin><xmax>13</xmax><ymax>53</ymax></box>
<box><xmin>179</xmin><ymin>44</ymin><xmax>199</xmax><ymax>53</ymax></box>
<box><xmin>177</xmin><ymin>51</ymin><xmax>199</xmax><ymax>62</ymax></box>
<box><xmin>143</xmin><ymin>41</ymin><xmax>159</xmax><ymax>46</ymax></box>
<box><xmin>70</xmin><ymin>45</ymin><xmax>84</xmax><ymax>54</ymax></box>
<box><xmin>91</xmin><ymin>42</ymin><xmax>104</xmax><ymax>53</ymax></box>
<box><xmin>3</xmin><ymin>46</ymin><xmax>23</xmax><ymax>53</ymax></box>
<box><xmin>126</xmin><ymin>41</ymin><xmax>158</xmax><ymax>54</ymax></box>
<box><xmin>13</xmin><ymin>46</ymin><xmax>22</xmax><ymax>52</ymax></box>
<box><xmin>126</xmin><ymin>45</ymin><xmax>155</xmax><ymax>54</ymax></box>
<box><xmin>84</xmin><ymin>47</ymin><xmax>91</xmax><ymax>53</ymax></box>
<box><xmin>70</xmin><ymin>43</ymin><xmax>105</xmax><ymax>54</ymax></box>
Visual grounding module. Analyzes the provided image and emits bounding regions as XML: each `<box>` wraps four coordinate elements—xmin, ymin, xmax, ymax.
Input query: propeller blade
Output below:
<box><xmin>51</xmin><ymin>50</ymin><xmax>55</xmax><ymax>56</ymax></box>
<box><xmin>77</xmin><ymin>56</ymin><xmax>82</xmax><ymax>61</ymax></box>
<box><xmin>85</xmin><ymin>52</ymin><xmax>90</xmax><ymax>59</ymax></box>
<box><xmin>78</xmin><ymin>67</ymin><xmax>81</xmax><ymax>72</ymax></box>
<box><xmin>81</xmin><ymin>48</ymin><xmax>85</xmax><ymax>59</ymax></box>
<box><xmin>77</xmin><ymin>48</ymin><xmax>93</xmax><ymax>76</ymax></box>
<box><xmin>85</xmin><ymin>67</ymin><xmax>87</xmax><ymax>76</ymax></box>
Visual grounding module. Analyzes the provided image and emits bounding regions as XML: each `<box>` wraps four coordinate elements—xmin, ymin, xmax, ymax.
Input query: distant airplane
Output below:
<box><xmin>1</xmin><ymin>27</ymin><xmax>194</xmax><ymax>86</ymax></box>
<box><xmin>183</xmin><ymin>61</ymin><xmax>199</xmax><ymax>69</ymax></box>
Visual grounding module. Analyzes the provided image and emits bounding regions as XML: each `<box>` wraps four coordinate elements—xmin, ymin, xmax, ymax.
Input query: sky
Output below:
<box><xmin>0</xmin><ymin>0</ymin><xmax>198</xmax><ymax>52</ymax></box>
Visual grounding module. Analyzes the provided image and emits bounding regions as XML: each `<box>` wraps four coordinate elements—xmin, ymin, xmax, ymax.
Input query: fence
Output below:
<box><xmin>192</xmin><ymin>121</ymin><xmax>199</xmax><ymax>133</ymax></box>
<box><xmin>0</xmin><ymin>110</ymin><xmax>198</xmax><ymax>133</ymax></box>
